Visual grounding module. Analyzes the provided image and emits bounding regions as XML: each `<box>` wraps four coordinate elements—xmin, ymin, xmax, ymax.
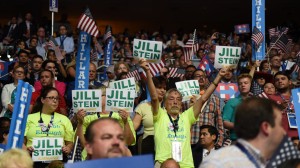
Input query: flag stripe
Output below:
<box><xmin>77</xmin><ymin>8</ymin><xmax>99</xmax><ymax>37</ymax></box>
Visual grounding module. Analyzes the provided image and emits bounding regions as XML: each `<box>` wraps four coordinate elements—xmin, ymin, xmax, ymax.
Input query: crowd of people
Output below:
<box><xmin>0</xmin><ymin>12</ymin><xmax>300</xmax><ymax>168</ymax></box>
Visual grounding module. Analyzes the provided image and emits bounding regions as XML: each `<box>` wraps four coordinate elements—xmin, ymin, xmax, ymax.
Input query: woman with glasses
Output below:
<box><xmin>25</xmin><ymin>87</ymin><xmax>74</xmax><ymax>168</ymax></box>
<box><xmin>0</xmin><ymin>66</ymin><xmax>27</xmax><ymax>118</ymax></box>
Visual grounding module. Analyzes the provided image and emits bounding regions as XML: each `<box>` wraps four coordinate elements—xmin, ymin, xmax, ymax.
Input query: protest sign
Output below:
<box><xmin>291</xmin><ymin>88</ymin><xmax>300</xmax><ymax>136</ymax></box>
<box><xmin>133</xmin><ymin>39</ymin><xmax>162</xmax><ymax>62</ymax></box>
<box><xmin>109</xmin><ymin>78</ymin><xmax>136</xmax><ymax>90</ymax></box>
<box><xmin>105</xmin><ymin>89</ymin><xmax>135</xmax><ymax>112</ymax></box>
<box><xmin>65</xmin><ymin>154</ymin><xmax>153</xmax><ymax>168</ymax></box>
<box><xmin>109</xmin><ymin>77</ymin><xmax>137</xmax><ymax>97</ymax></box>
<box><xmin>214</xmin><ymin>83</ymin><xmax>240</xmax><ymax>101</ymax></box>
<box><xmin>72</xmin><ymin>90</ymin><xmax>102</xmax><ymax>112</ymax></box>
<box><xmin>252</xmin><ymin>0</ymin><xmax>265</xmax><ymax>60</ymax></box>
<box><xmin>234</xmin><ymin>24</ymin><xmax>250</xmax><ymax>34</ymax></box>
<box><xmin>175</xmin><ymin>80</ymin><xmax>200</xmax><ymax>101</ymax></box>
<box><xmin>214</xmin><ymin>46</ymin><xmax>241</xmax><ymax>69</ymax></box>
<box><xmin>75</xmin><ymin>32</ymin><xmax>91</xmax><ymax>90</ymax></box>
<box><xmin>32</xmin><ymin>137</ymin><xmax>63</xmax><ymax>162</ymax></box>
<box><xmin>6</xmin><ymin>80</ymin><xmax>32</xmax><ymax>150</ymax></box>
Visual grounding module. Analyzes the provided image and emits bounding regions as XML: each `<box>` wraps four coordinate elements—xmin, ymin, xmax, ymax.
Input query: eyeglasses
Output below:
<box><xmin>45</xmin><ymin>96</ymin><xmax>60</xmax><ymax>101</ymax></box>
<box><xmin>14</xmin><ymin>70</ymin><xmax>24</xmax><ymax>74</ymax></box>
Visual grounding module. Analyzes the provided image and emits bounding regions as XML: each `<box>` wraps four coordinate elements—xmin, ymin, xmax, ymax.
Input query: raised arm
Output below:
<box><xmin>139</xmin><ymin>59</ymin><xmax>159</xmax><ymax>116</ymax></box>
<box><xmin>193</xmin><ymin>67</ymin><xmax>227</xmax><ymax>118</ymax></box>
<box><xmin>249</xmin><ymin>60</ymin><xmax>261</xmax><ymax>80</ymax></box>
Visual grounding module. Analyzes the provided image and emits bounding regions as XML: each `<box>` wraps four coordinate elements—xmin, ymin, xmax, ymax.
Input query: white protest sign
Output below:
<box><xmin>105</xmin><ymin>89</ymin><xmax>135</xmax><ymax>112</ymax></box>
<box><xmin>109</xmin><ymin>77</ymin><xmax>137</xmax><ymax>97</ymax></box>
<box><xmin>133</xmin><ymin>39</ymin><xmax>162</xmax><ymax>63</ymax></box>
<box><xmin>175</xmin><ymin>80</ymin><xmax>200</xmax><ymax>101</ymax></box>
<box><xmin>214</xmin><ymin>46</ymin><xmax>241</xmax><ymax>69</ymax></box>
<box><xmin>72</xmin><ymin>90</ymin><xmax>102</xmax><ymax>113</ymax></box>
<box><xmin>32</xmin><ymin>137</ymin><xmax>63</xmax><ymax>162</ymax></box>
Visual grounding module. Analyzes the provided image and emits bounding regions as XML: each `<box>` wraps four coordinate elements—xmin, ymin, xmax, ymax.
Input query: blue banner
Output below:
<box><xmin>6</xmin><ymin>80</ymin><xmax>32</xmax><ymax>150</ymax></box>
<box><xmin>291</xmin><ymin>88</ymin><xmax>300</xmax><ymax>138</ymax></box>
<box><xmin>65</xmin><ymin>155</ymin><xmax>153</xmax><ymax>168</ymax></box>
<box><xmin>252</xmin><ymin>0</ymin><xmax>265</xmax><ymax>60</ymax></box>
<box><xmin>49</xmin><ymin>0</ymin><xmax>58</xmax><ymax>12</ymax></box>
<box><xmin>102</xmin><ymin>38</ymin><xmax>113</xmax><ymax>80</ymax></box>
<box><xmin>75</xmin><ymin>31</ymin><xmax>91</xmax><ymax>90</ymax></box>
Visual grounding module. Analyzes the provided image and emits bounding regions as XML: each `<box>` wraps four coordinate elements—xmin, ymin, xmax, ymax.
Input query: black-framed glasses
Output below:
<box><xmin>45</xmin><ymin>96</ymin><xmax>60</xmax><ymax>101</ymax></box>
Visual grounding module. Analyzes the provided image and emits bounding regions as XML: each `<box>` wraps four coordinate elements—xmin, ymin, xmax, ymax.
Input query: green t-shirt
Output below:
<box><xmin>154</xmin><ymin>107</ymin><xmax>196</xmax><ymax>168</ymax></box>
<box><xmin>222</xmin><ymin>96</ymin><xmax>242</xmax><ymax>140</ymax></box>
<box><xmin>81</xmin><ymin>112</ymin><xmax>136</xmax><ymax>160</ymax></box>
<box><xmin>135</xmin><ymin>102</ymin><xmax>154</xmax><ymax>139</ymax></box>
<box><xmin>25</xmin><ymin>112</ymin><xmax>74</xmax><ymax>147</ymax></box>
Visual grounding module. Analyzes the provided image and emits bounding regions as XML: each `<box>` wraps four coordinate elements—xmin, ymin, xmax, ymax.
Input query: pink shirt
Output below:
<box><xmin>34</xmin><ymin>80</ymin><xmax>66</xmax><ymax>96</ymax></box>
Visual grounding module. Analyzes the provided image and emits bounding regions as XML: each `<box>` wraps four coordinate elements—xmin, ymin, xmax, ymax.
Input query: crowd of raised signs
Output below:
<box><xmin>0</xmin><ymin>12</ymin><xmax>300</xmax><ymax>168</ymax></box>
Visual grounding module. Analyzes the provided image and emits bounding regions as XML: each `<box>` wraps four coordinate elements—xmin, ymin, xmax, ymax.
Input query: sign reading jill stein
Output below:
<box><xmin>72</xmin><ymin>90</ymin><xmax>102</xmax><ymax>113</ymax></box>
<box><xmin>109</xmin><ymin>77</ymin><xmax>137</xmax><ymax>97</ymax></box>
<box><xmin>214</xmin><ymin>46</ymin><xmax>241</xmax><ymax>69</ymax></box>
<box><xmin>32</xmin><ymin>137</ymin><xmax>63</xmax><ymax>162</ymax></box>
<box><xmin>175</xmin><ymin>80</ymin><xmax>200</xmax><ymax>102</ymax></box>
<box><xmin>133</xmin><ymin>39</ymin><xmax>162</xmax><ymax>63</ymax></box>
<box><xmin>105</xmin><ymin>89</ymin><xmax>135</xmax><ymax>112</ymax></box>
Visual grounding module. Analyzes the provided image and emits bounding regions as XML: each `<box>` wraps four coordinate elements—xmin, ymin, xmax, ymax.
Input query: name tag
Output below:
<box><xmin>172</xmin><ymin>141</ymin><xmax>182</xmax><ymax>162</ymax></box>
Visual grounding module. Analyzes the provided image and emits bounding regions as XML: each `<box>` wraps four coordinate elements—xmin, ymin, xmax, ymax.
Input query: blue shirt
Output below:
<box><xmin>222</xmin><ymin>96</ymin><xmax>243</xmax><ymax>140</ymax></box>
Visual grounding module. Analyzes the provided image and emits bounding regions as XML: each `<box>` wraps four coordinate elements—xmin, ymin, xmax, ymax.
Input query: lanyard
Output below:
<box><xmin>236</xmin><ymin>142</ymin><xmax>261</xmax><ymax>168</ymax></box>
<box><xmin>97</xmin><ymin>112</ymin><xmax>113</xmax><ymax>119</ymax></box>
<box><xmin>279</xmin><ymin>94</ymin><xmax>293</xmax><ymax>112</ymax></box>
<box><xmin>38</xmin><ymin>112</ymin><xmax>55</xmax><ymax>136</ymax></box>
<box><xmin>167</xmin><ymin>114</ymin><xmax>179</xmax><ymax>138</ymax></box>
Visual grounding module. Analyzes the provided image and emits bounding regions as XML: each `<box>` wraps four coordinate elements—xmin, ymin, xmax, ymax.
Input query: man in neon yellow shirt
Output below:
<box><xmin>140</xmin><ymin>59</ymin><xmax>226</xmax><ymax>168</ymax></box>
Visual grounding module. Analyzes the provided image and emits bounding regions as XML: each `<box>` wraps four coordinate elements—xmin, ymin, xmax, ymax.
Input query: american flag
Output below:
<box><xmin>169</xmin><ymin>68</ymin><xmax>184</xmax><ymax>78</ymax></box>
<box><xmin>104</xmin><ymin>25</ymin><xmax>112</xmax><ymax>41</ymax></box>
<box><xmin>292</xmin><ymin>64</ymin><xmax>300</xmax><ymax>73</ymax></box>
<box><xmin>275</xmin><ymin>34</ymin><xmax>290</xmax><ymax>53</ymax></box>
<box><xmin>280</xmin><ymin>27</ymin><xmax>289</xmax><ymax>35</ymax></box>
<box><xmin>183</xmin><ymin>29</ymin><xmax>199</xmax><ymax>61</ymax></box>
<box><xmin>126</xmin><ymin>69</ymin><xmax>141</xmax><ymax>81</ymax></box>
<box><xmin>77</xmin><ymin>8</ymin><xmax>99</xmax><ymax>37</ymax></box>
<box><xmin>268</xmin><ymin>27</ymin><xmax>279</xmax><ymax>39</ymax></box>
<box><xmin>90</xmin><ymin>49</ymin><xmax>98</xmax><ymax>62</ymax></box>
<box><xmin>251</xmin><ymin>26</ymin><xmax>264</xmax><ymax>48</ymax></box>
<box><xmin>142</xmin><ymin>60</ymin><xmax>165</xmax><ymax>77</ymax></box>
<box><xmin>47</xmin><ymin>36</ymin><xmax>58</xmax><ymax>48</ymax></box>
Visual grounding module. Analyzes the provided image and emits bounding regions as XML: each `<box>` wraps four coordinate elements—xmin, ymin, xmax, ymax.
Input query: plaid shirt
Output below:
<box><xmin>190</xmin><ymin>94</ymin><xmax>225</xmax><ymax>147</ymax></box>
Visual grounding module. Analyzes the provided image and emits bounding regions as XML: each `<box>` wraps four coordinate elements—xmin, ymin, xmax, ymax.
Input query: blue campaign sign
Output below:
<box><xmin>65</xmin><ymin>155</ymin><xmax>153</xmax><ymax>168</ymax></box>
<box><xmin>75</xmin><ymin>31</ymin><xmax>91</xmax><ymax>90</ymax></box>
<box><xmin>49</xmin><ymin>0</ymin><xmax>58</xmax><ymax>12</ymax></box>
<box><xmin>6</xmin><ymin>80</ymin><xmax>32</xmax><ymax>150</ymax></box>
<box><xmin>291</xmin><ymin>88</ymin><xmax>300</xmax><ymax>137</ymax></box>
<box><xmin>252</xmin><ymin>0</ymin><xmax>265</xmax><ymax>60</ymax></box>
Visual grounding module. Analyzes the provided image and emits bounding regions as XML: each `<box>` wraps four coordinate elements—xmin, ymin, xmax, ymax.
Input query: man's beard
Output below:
<box><xmin>169</xmin><ymin>106</ymin><xmax>180</xmax><ymax>115</ymax></box>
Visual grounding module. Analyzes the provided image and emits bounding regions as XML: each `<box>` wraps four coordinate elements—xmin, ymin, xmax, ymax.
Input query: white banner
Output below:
<box><xmin>105</xmin><ymin>89</ymin><xmax>135</xmax><ymax>112</ymax></box>
<box><xmin>214</xmin><ymin>46</ymin><xmax>241</xmax><ymax>69</ymax></box>
<box><xmin>72</xmin><ymin>90</ymin><xmax>102</xmax><ymax>112</ymax></box>
<box><xmin>175</xmin><ymin>80</ymin><xmax>200</xmax><ymax>101</ymax></box>
<box><xmin>32</xmin><ymin>137</ymin><xmax>63</xmax><ymax>162</ymax></box>
<box><xmin>133</xmin><ymin>39</ymin><xmax>162</xmax><ymax>63</ymax></box>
